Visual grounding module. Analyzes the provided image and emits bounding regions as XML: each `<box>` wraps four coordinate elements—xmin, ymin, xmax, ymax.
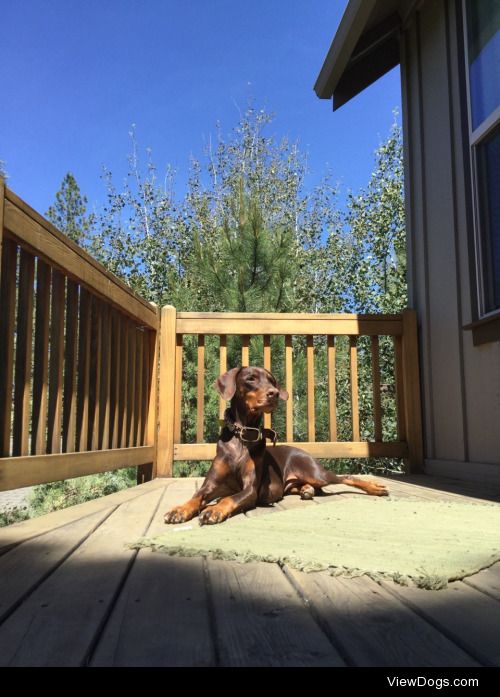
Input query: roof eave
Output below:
<box><xmin>314</xmin><ymin>0</ymin><xmax>378</xmax><ymax>99</ymax></box>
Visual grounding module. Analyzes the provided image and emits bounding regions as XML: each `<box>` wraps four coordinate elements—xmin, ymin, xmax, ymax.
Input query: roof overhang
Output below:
<box><xmin>314</xmin><ymin>0</ymin><xmax>403</xmax><ymax>110</ymax></box>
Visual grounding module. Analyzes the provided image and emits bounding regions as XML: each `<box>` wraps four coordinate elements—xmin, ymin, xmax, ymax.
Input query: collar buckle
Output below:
<box><xmin>223</xmin><ymin>409</ymin><xmax>278</xmax><ymax>446</ymax></box>
<box><xmin>239</xmin><ymin>426</ymin><xmax>262</xmax><ymax>443</ymax></box>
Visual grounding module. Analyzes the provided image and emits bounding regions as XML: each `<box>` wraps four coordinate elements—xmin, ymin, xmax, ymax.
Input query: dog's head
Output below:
<box><xmin>214</xmin><ymin>366</ymin><xmax>288</xmax><ymax>415</ymax></box>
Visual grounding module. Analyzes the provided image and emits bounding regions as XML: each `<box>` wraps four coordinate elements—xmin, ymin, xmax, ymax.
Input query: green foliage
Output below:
<box><xmin>30</xmin><ymin>468</ymin><xmax>137</xmax><ymax>514</ymax></box>
<box><xmin>0</xmin><ymin>469</ymin><xmax>136</xmax><ymax>527</ymax></box>
<box><xmin>46</xmin><ymin>172</ymin><xmax>95</xmax><ymax>245</ymax></box>
<box><xmin>342</xmin><ymin>118</ymin><xmax>406</xmax><ymax>312</ymax></box>
<box><xmin>174</xmin><ymin>460</ymin><xmax>212</xmax><ymax>478</ymax></box>
<box><xmin>0</xmin><ymin>506</ymin><xmax>31</xmax><ymax>527</ymax></box>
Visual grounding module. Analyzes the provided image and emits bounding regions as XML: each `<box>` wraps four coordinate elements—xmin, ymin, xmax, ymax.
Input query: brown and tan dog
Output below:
<box><xmin>164</xmin><ymin>366</ymin><xmax>388</xmax><ymax>525</ymax></box>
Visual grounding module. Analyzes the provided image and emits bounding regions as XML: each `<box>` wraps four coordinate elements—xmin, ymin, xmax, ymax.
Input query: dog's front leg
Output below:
<box><xmin>199</xmin><ymin>458</ymin><xmax>259</xmax><ymax>525</ymax></box>
<box><xmin>164</xmin><ymin>457</ymin><xmax>234</xmax><ymax>524</ymax></box>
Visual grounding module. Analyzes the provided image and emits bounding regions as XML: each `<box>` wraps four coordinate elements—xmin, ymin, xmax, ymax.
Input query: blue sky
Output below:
<box><xmin>1</xmin><ymin>0</ymin><xmax>401</xmax><ymax>216</ymax></box>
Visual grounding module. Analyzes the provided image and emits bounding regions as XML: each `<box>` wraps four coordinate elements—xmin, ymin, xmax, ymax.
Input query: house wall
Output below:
<box><xmin>401</xmin><ymin>0</ymin><xmax>500</xmax><ymax>482</ymax></box>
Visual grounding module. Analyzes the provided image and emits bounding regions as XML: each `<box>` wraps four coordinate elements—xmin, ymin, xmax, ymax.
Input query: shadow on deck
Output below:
<box><xmin>1</xmin><ymin>474</ymin><xmax>500</xmax><ymax>667</ymax></box>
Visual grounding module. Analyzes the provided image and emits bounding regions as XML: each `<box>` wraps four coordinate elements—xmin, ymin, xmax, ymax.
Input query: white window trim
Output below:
<box><xmin>471</xmin><ymin>103</ymin><xmax>500</xmax><ymax>145</ymax></box>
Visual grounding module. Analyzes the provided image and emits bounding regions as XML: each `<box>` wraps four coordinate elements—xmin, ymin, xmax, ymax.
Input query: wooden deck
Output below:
<box><xmin>1</xmin><ymin>474</ymin><xmax>500</xmax><ymax>667</ymax></box>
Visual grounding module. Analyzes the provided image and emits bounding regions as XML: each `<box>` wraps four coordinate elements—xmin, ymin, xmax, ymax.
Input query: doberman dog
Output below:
<box><xmin>164</xmin><ymin>366</ymin><xmax>388</xmax><ymax>525</ymax></box>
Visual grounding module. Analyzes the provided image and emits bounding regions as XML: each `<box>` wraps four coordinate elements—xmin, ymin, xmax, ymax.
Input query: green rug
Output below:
<box><xmin>132</xmin><ymin>497</ymin><xmax>500</xmax><ymax>589</ymax></box>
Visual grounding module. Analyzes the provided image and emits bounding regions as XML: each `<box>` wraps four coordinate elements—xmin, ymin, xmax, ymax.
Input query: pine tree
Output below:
<box><xmin>47</xmin><ymin>172</ymin><xmax>95</xmax><ymax>245</ymax></box>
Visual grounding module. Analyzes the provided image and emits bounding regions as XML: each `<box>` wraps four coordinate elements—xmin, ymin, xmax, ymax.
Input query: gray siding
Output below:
<box><xmin>402</xmin><ymin>0</ymin><xmax>500</xmax><ymax>478</ymax></box>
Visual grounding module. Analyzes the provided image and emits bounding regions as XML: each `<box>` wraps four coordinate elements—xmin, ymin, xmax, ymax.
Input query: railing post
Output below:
<box><xmin>157</xmin><ymin>305</ymin><xmax>176</xmax><ymax>477</ymax></box>
<box><xmin>402</xmin><ymin>309</ymin><xmax>424</xmax><ymax>473</ymax></box>
<box><xmin>139</xmin><ymin>303</ymin><xmax>160</xmax><ymax>483</ymax></box>
<box><xmin>0</xmin><ymin>176</ymin><xmax>5</xmax><ymax>273</ymax></box>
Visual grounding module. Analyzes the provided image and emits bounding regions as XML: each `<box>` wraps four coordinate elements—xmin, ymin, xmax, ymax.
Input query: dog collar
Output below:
<box><xmin>222</xmin><ymin>409</ymin><xmax>278</xmax><ymax>446</ymax></box>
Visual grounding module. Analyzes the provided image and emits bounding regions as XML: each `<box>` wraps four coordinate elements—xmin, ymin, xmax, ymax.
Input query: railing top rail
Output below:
<box><xmin>176</xmin><ymin>311</ymin><xmax>403</xmax><ymax>336</ymax></box>
<box><xmin>177</xmin><ymin>311</ymin><xmax>403</xmax><ymax>320</ymax></box>
<box><xmin>3</xmin><ymin>187</ymin><xmax>158</xmax><ymax>329</ymax></box>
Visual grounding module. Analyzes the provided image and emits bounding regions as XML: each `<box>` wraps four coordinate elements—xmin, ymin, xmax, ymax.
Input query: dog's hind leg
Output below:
<box><xmin>286</xmin><ymin>463</ymin><xmax>388</xmax><ymax>497</ymax></box>
<box><xmin>312</xmin><ymin>469</ymin><xmax>388</xmax><ymax>497</ymax></box>
<box><xmin>284</xmin><ymin>480</ymin><xmax>316</xmax><ymax>500</ymax></box>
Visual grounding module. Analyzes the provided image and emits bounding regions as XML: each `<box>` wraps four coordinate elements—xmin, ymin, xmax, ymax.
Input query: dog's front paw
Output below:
<box><xmin>164</xmin><ymin>503</ymin><xmax>198</xmax><ymax>524</ymax></box>
<box><xmin>199</xmin><ymin>503</ymin><xmax>231</xmax><ymax>525</ymax></box>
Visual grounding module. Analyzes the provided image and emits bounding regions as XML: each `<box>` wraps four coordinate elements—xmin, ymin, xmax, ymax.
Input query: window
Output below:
<box><xmin>464</xmin><ymin>0</ymin><xmax>500</xmax><ymax>316</ymax></box>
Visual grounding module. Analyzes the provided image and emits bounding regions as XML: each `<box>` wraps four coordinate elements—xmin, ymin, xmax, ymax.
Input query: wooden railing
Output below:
<box><xmin>0</xmin><ymin>182</ymin><xmax>424</xmax><ymax>492</ymax></box>
<box><xmin>0</xmin><ymin>182</ymin><xmax>160</xmax><ymax>491</ymax></box>
<box><xmin>156</xmin><ymin>307</ymin><xmax>423</xmax><ymax>476</ymax></box>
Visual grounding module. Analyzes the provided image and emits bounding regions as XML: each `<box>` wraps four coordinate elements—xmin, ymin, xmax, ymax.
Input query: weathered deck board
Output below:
<box><xmin>0</xmin><ymin>475</ymin><xmax>499</xmax><ymax>668</ymax></box>
<box><xmin>285</xmin><ymin>570</ymin><xmax>479</xmax><ymax>667</ymax></box>
<box><xmin>383</xmin><ymin>474</ymin><xmax>500</xmax><ymax>502</ymax></box>
<box><xmin>0</xmin><ymin>487</ymin><xmax>164</xmax><ymax>666</ymax></box>
<box><xmin>91</xmin><ymin>481</ymin><xmax>215</xmax><ymax>667</ymax></box>
<box><xmin>464</xmin><ymin>565</ymin><xmax>500</xmax><ymax>600</ymax></box>
<box><xmin>377</xmin><ymin>476</ymin><xmax>490</xmax><ymax>502</ymax></box>
<box><xmin>207</xmin><ymin>559</ymin><xmax>345</xmax><ymax>667</ymax></box>
<box><xmin>381</xmin><ymin>579</ymin><xmax>500</xmax><ymax>666</ymax></box>
<box><xmin>0</xmin><ymin>508</ymin><xmax>114</xmax><ymax>623</ymax></box>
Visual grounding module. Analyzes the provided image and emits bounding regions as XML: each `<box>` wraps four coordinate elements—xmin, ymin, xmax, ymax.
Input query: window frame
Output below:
<box><xmin>462</xmin><ymin>0</ymin><xmax>500</xmax><ymax>322</ymax></box>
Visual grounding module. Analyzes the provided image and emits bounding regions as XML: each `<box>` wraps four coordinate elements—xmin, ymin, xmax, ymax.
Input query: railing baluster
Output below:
<box><xmin>146</xmin><ymin>320</ymin><xmax>159</xmax><ymax>451</ymax></box>
<box><xmin>394</xmin><ymin>335</ymin><xmax>406</xmax><ymax>442</ymax></box>
<box><xmin>127</xmin><ymin>321</ymin><xmax>137</xmax><ymax>448</ymax></box>
<box><xmin>285</xmin><ymin>335</ymin><xmax>293</xmax><ymax>442</ymax></box>
<box><xmin>140</xmin><ymin>329</ymin><xmax>149</xmax><ymax>446</ymax></box>
<box><xmin>263</xmin><ymin>335</ymin><xmax>271</xmax><ymax>429</ymax></box>
<box><xmin>0</xmin><ymin>178</ymin><xmax>4</xmax><ymax>271</ymax></box>
<box><xmin>350</xmin><ymin>336</ymin><xmax>360</xmax><ymax>441</ymax></box>
<box><xmin>0</xmin><ymin>240</ymin><xmax>17</xmax><ymax>456</ymax></box>
<box><xmin>110</xmin><ymin>310</ymin><xmax>121</xmax><ymax>449</ymax></box>
<box><xmin>327</xmin><ymin>335</ymin><xmax>337</xmax><ymax>442</ymax></box>
<box><xmin>174</xmin><ymin>334</ymin><xmax>183</xmax><ymax>443</ymax></box>
<box><xmin>136</xmin><ymin>327</ymin><xmax>152</xmax><ymax>484</ymax></box>
<box><xmin>307</xmin><ymin>336</ymin><xmax>315</xmax><ymax>442</ymax></box>
<box><xmin>48</xmin><ymin>271</ymin><xmax>65</xmax><ymax>454</ymax></box>
<box><xmin>218</xmin><ymin>335</ymin><xmax>227</xmax><ymax>420</ymax></box>
<box><xmin>32</xmin><ymin>260</ymin><xmax>51</xmax><ymax>455</ymax></box>
<box><xmin>76</xmin><ymin>288</ymin><xmax>91</xmax><ymax>452</ymax></box>
<box><xmin>13</xmin><ymin>250</ymin><xmax>34</xmax><ymax>456</ymax></box>
<box><xmin>89</xmin><ymin>298</ymin><xmax>103</xmax><ymax>451</ymax></box>
<box><xmin>241</xmin><ymin>335</ymin><xmax>249</xmax><ymax>366</ymax></box>
<box><xmin>197</xmin><ymin>334</ymin><xmax>205</xmax><ymax>443</ymax></box>
<box><xmin>100</xmin><ymin>304</ymin><xmax>111</xmax><ymax>449</ymax></box>
<box><xmin>371</xmin><ymin>335</ymin><xmax>382</xmax><ymax>442</ymax></box>
<box><xmin>62</xmin><ymin>280</ymin><xmax>78</xmax><ymax>453</ymax></box>
<box><xmin>119</xmin><ymin>317</ymin><xmax>129</xmax><ymax>449</ymax></box>
<box><xmin>134</xmin><ymin>328</ymin><xmax>143</xmax><ymax>446</ymax></box>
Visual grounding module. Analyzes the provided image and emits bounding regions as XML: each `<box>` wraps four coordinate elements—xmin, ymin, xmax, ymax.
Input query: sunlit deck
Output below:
<box><xmin>1</xmin><ymin>474</ymin><xmax>500</xmax><ymax>667</ymax></box>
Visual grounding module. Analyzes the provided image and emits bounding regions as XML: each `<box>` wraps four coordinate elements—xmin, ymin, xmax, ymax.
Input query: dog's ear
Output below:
<box><xmin>278</xmin><ymin>387</ymin><xmax>289</xmax><ymax>401</ymax></box>
<box><xmin>213</xmin><ymin>367</ymin><xmax>240</xmax><ymax>400</ymax></box>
